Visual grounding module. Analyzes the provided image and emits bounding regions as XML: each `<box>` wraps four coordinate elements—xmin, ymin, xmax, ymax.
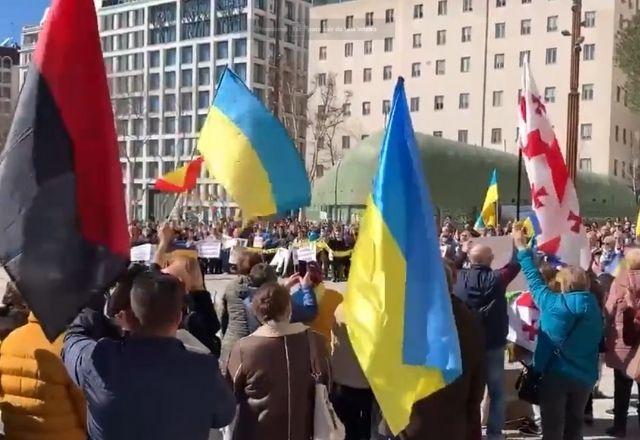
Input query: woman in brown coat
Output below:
<box><xmin>226</xmin><ymin>282</ymin><xmax>329</xmax><ymax>440</ymax></box>
<box><xmin>604</xmin><ymin>248</ymin><xmax>640</xmax><ymax>437</ymax></box>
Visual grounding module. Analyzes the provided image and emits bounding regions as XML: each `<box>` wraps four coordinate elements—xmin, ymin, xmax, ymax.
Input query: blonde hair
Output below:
<box><xmin>555</xmin><ymin>266</ymin><xmax>589</xmax><ymax>293</ymax></box>
<box><xmin>626</xmin><ymin>248</ymin><xmax>640</xmax><ymax>271</ymax></box>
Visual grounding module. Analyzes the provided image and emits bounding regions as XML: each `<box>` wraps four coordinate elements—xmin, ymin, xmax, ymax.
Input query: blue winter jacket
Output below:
<box><xmin>518</xmin><ymin>249</ymin><xmax>603</xmax><ymax>387</ymax></box>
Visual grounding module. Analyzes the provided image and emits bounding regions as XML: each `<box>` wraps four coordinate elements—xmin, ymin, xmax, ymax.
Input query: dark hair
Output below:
<box><xmin>107</xmin><ymin>263</ymin><xmax>148</xmax><ymax>317</ymax></box>
<box><xmin>249</xmin><ymin>263</ymin><xmax>277</xmax><ymax>287</ymax></box>
<box><xmin>252</xmin><ymin>282</ymin><xmax>291</xmax><ymax>322</ymax></box>
<box><xmin>237</xmin><ymin>251</ymin><xmax>263</xmax><ymax>275</ymax></box>
<box><xmin>130</xmin><ymin>271</ymin><xmax>185</xmax><ymax>331</ymax></box>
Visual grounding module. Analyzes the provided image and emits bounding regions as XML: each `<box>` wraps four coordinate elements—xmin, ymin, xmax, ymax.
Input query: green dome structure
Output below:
<box><xmin>311</xmin><ymin>133</ymin><xmax>638</xmax><ymax>222</ymax></box>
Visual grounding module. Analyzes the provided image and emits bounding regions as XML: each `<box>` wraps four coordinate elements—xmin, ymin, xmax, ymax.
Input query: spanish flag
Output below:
<box><xmin>0</xmin><ymin>0</ymin><xmax>129</xmax><ymax>340</ymax></box>
<box><xmin>345</xmin><ymin>78</ymin><xmax>461</xmax><ymax>434</ymax></box>
<box><xmin>197</xmin><ymin>67</ymin><xmax>310</xmax><ymax>217</ymax></box>
<box><xmin>474</xmin><ymin>169</ymin><xmax>499</xmax><ymax>230</ymax></box>
<box><xmin>154</xmin><ymin>156</ymin><xmax>204</xmax><ymax>193</ymax></box>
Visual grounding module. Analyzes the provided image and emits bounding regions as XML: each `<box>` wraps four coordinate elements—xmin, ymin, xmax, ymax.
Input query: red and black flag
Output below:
<box><xmin>0</xmin><ymin>0</ymin><xmax>129</xmax><ymax>340</ymax></box>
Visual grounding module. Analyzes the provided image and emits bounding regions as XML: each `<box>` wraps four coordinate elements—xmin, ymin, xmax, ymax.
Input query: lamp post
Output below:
<box><xmin>564</xmin><ymin>0</ymin><xmax>584</xmax><ymax>184</ymax></box>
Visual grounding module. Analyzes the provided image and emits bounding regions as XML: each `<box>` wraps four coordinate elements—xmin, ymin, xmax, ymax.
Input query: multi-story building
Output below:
<box><xmin>96</xmin><ymin>0</ymin><xmax>311</xmax><ymax>220</ymax></box>
<box><xmin>309</xmin><ymin>0</ymin><xmax>640</xmax><ymax>183</ymax></box>
<box><xmin>0</xmin><ymin>44</ymin><xmax>20</xmax><ymax>151</ymax></box>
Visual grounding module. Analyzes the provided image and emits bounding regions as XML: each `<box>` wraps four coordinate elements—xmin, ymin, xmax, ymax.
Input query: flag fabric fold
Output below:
<box><xmin>197</xmin><ymin>67</ymin><xmax>310</xmax><ymax>217</ymax></box>
<box><xmin>345</xmin><ymin>78</ymin><xmax>462</xmax><ymax>435</ymax></box>
<box><xmin>517</xmin><ymin>61</ymin><xmax>584</xmax><ymax>265</ymax></box>
<box><xmin>154</xmin><ymin>156</ymin><xmax>204</xmax><ymax>193</ymax></box>
<box><xmin>474</xmin><ymin>169</ymin><xmax>499</xmax><ymax>230</ymax></box>
<box><xmin>0</xmin><ymin>0</ymin><xmax>129</xmax><ymax>340</ymax></box>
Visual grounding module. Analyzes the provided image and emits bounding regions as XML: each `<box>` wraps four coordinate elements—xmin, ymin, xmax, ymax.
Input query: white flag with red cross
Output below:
<box><xmin>517</xmin><ymin>61</ymin><xmax>585</xmax><ymax>266</ymax></box>
<box><xmin>507</xmin><ymin>291</ymin><xmax>540</xmax><ymax>352</ymax></box>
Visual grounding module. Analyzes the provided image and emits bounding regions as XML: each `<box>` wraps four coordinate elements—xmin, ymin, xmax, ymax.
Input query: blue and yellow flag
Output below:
<box><xmin>345</xmin><ymin>78</ymin><xmax>462</xmax><ymax>434</ymax></box>
<box><xmin>197</xmin><ymin>67</ymin><xmax>310</xmax><ymax>217</ymax></box>
<box><xmin>474</xmin><ymin>169</ymin><xmax>499</xmax><ymax>230</ymax></box>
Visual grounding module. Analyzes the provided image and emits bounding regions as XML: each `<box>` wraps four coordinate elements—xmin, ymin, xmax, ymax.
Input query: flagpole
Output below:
<box><xmin>516</xmin><ymin>147</ymin><xmax>523</xmax><ymax>221</ymax></box>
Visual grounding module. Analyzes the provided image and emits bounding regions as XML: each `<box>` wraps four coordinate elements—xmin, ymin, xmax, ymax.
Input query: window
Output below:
<box><xmin>345</xmin><ymin>42</ymin><xmax>354</xmax><ymax>57</ymax></box>
<box><xmin>584</xmin><ymin>11</ymin><xmax>596</xmax><ymax>28</ymax></box>
<box><xmin>364</xmin><ymin>40</ymin><xmax>373</xmax><ymax>54</ymax></box>
<box><xmin>433</xmin><ymin>131</ymin><xmax>443</xmax><ymax>137</ymax></box>
<box><xmin>165</xmin><ymin>49</ymin><xmax>176</xmax><ymax>66</ymax></box>
<box><xmin>522</xmin><ymin>0</ymin><xmax>531</xmax><ymax>3</ymax></box>
<box><xmin>519</xmin><ymin>50</ymin><xmax>530</xmax><ymax>67</ymax></box>
<box><xmin>583</xmin><ymin>44</ymin><xmax>595</xmax><ymax>61</ymax></box>
<box><xmin>165</xmin><ymin>71</ymin><xmax>176</xmax><ymax>88</ymax></box>
<box><xmin>547</xmin><ymin>15</ymin><xmax>558</xmax><ymax>32</ymax></box>
<box><xmin>412</xmin><ymin>63</ymin><xmax>421</xmax><ymax>78</ymax></box>
<box><xmin>319</xmin><ymin>46</ymin><xmax>327</xmax><ymax>60</ymax></box>
<box><xmin>148</xmin><ymin>95</ymin><xmax>160</xmax><ymax>113</ymax></box>
<box><xmin>545</xmin><ymin>48</ymin><xmax>557</xmax><ymax>65</ymax></box>
<box><xmin>149</xmin><ymin>51</ymin><xmax>160</xmax><ymax>68</ymax></box>
<box><xmin>582</xmin><ymin>84</ymin><xmax>594</xmax><ymax>101</ymax></box>
<box><xmin>164</xmin><ymin>94</ymin><xmax>176</xmax><ymax>112</ymax></box>
<box><xmin>181</xmin><ymin>46</ymin><xmax>193</xmax><ymax>64</ymax></box>
<box><xmin>458</xmin><ymin>130</ymin><xmax>469</xmax><ymax>143</ymax></box>
<box><xmin>163</xmin><ymin>139</ymin><xmax>175</xmax><ymax>156</ymax></box>
<box><xmin>580</xmin><ymin>123</ymin><xmax>592</xmax><ymax>140</ymax></box>
<box><xmin>385</xmin><ymin>9</ymin><xmax>394</xmax><ymax>23</ymax></box>
<box><xmin>384</xmin><ymin>37</ymin><xmax>393</xmax><ymax>52</ymax></box>
<box><xmin>233</xmin><ymin>62</ymin><xmax>246</xmax><ymax>81</ymax></box>
<box><xmin>615</xmin><ymin>125</ymin><xmax>620</xmax><ymax>142</ymax></box>
<box><xmin>414</xmin><ymin>4</ymin><xmax>424</xmax><ymax>19</ymax></box>
<box><xmin>164</xmin><ymin>117</ymin><xmax>175</xmax><ymax>134</ymax></box>
<box><xmin>181</xmin><ymin>69</ymin><xmax>193</xmax><ymax>87</ymax></box>
<box><xmin>624</xmin><ymin>128</ymin><xmax>628</xmax><ymax>145</ymax></box>
<box><xmin>346</xmin><ymin>15</ymin><xmax>354</xmax><ymax>29</ymax></box>
<box><xmin>383</xmin><ymin>65</ymin><xmax>393</xmax><ymax>80</ymax></box>
<box><xmin>317</xmin><ymin>73</ymin><xmax>326</xmax><ymax>86</ymax></box>
<box><xmin>491</xmin><ymin>128</ymin><xmax>502</xmax><ymax>144</ymax></box>
<box><xmin>544</xmin><ymin>87</ymin><xmax>556</xmax><ymax>103</ymax></box>
<box><xmin>521</xmin><ymin>19</ymin><xmax>531</xmax><ymax>35</ymax></box>
<box><xmin>434</xmin><ymin>95</ymin><xmax>444</xmax><ymax>110</ymax></box>
<box><xmin>617</xmin><ymin>86</ymin><xmax>622</xmax><ymax>102</ymax></box>
<box><xmin>342</xmin><ymin>136</ymin><xmax>351</xmax><ymax>150</ymax></box>
<box><xmin>344</xmin><ymin>70</ymin><xmax>352</xmax><ymax>84</ymax></box>
<box><xmin>494</xmin><ymin>53</ymin><xmax>505</xmax><ymax>69</ymax></box>
<box><xmin>382</xmin><ymin>100</ymin><xmax>391</xmax><ymax>115</ymax></box>
<box><xmin>410</xmin><ymin>97</ymin><xmax>420</xmax><ymax>112</ymax></box>
<box><xmin>363</xmin><ymin>68</ymin><xmax>372</xmax><ymax>82</ymax></box>
<box><xmin>198</xmin><ymin>43</ymin><xmax>210</xmax><ymax>62</ymax></box>
<box><xmin>149</xmin><ymin>119</ymin><xmax>160</xmax><ymax>135</ymax></box>
<box><xmin>149</xmin><ymin>73</ymin><xmax>160</xmax><ymax>90</ymax></box>
<box><xmin>365</xmin><ymin>12</ymin><xmax>374</xmax><ymax>27</ymax></box>
<box><xmin>435</xmin><ymin>59</ymin><xmax>446</xmax><ymax>75</ymax></box>
<box><xmin>216</xmin><ymin>41</ymin><xmax>228</xmax><ymax>59</ymax></box>
<box><xmin>319</xmin><ymin>19</ymin><xmax>328</xmax><ymax>33</ymax></box>
<box><xmin>198</xmin><ymin>91</ymin><xmax>210</xmax><ymax>109</ymax></box>
<box><xmin>459</xmin><ymin>93</ymin><xmax>470</xmax><ymax>109</ymax></box>
<box><xmin>463</xmin><ymin>0</ymin><xmax>473</xmax><ymax>12</ymax></box>
<box><xmin>580</xmin><ymin>158</ymin><xmax>592</xmax><ymax>171</ymax></box>
<box><xmin>437</xmin><ymin>30</ymin><xmax>447</xmax><ymax>45</ymax></box>
<box><xmin>461</xmin><ymin>57</ymin><xmax>471</xmax><ymax>73</ymax></box>
<box><xmin>614</xmin><ymin>159</ymin><xmax>619</xmax><ymax>176</ymax></box>
<box><xmin>413</xmin><ymin>34</ymin><xmax>422</xmax><ymax>48</ymax></box>
<box><xmin>198</xmin><ymin>67</ymin><xmax>210</xmax><ymax>86</ymax></box>
<box><xmin>495</xmin><ymin>22</ymin><xmax>506</xmax><ymax>39</ymax></box>
<box><xmin>492</xmin><ymin>90</ymin><xmax>503</xmax><ymax>107</ymax></box>
<box><xmin>496</xmin><ymin>0</ymin><xmax>506</xmax><ymax>7</ymax></box>
<box><xmin>362</xmin><ymin>101</ymin><xmax>371</xmax><ymax>115</ymax></box>
<box><xmin>438</xmin><ymin>0</ymin><xmax>448</xmax><ymax>15</ymax></box>
<box><xmin>462</xmin><ymin>27</ymin><xmax>472</xmax><ymax>42</ymax></box>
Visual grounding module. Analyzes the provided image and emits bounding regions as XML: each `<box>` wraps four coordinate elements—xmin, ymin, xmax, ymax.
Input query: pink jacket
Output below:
<box><xmin>605</xmin><ymin>270</ymin><xmax>640</xmax><ymax>372</ymax></box>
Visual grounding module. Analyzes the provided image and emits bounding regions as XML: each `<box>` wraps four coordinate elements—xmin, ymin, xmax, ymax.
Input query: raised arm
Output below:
<box><xmin>512</xmin><ymin>226</ymin><xmax>554</xmax><ymax>310</ymax></box>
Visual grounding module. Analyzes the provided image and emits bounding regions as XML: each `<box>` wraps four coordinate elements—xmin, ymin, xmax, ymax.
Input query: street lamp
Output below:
<box><xmin>563</xmin><ymin>0</ymin><xmax>583</xmax><ymax>184</ymax></box>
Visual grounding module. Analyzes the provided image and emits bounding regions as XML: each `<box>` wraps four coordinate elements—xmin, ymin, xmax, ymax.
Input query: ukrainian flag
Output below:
<box><xmin>345</xmin><ymin>78</ymin><xmax>462</xmax><ymax>435</ymax></box>
<box><xmin>523</xmin><ymin>212</ymin><xmax>542</xmax><ymax>247</ymax></box>
<box><xmin>197</xmin><ymin>67</ymin><xmax>310</xmax><ymax>217</ymax></box>
<box><xmin>474</xmin><ymin>169</ymin><xmax>499</xmax><ymax>230</ymax></box>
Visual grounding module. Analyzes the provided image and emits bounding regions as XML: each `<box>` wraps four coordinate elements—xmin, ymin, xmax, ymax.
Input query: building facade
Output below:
<box><xmin>0</xmin><ymin>46</ymin><xmax>20</xmax><ymax>151</ymax></box>
<box><xmin>20</xmin><ymin>0</ymin><xmax>311</xmax><ymax>221</ymax></box>
<box><xmin>309</xmin><ymin>0</ymin><xmax>640</xmax><ymax>183</ymax></box>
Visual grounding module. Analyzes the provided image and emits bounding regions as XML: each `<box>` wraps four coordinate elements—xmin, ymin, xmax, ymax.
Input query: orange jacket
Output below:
<box><xmin>0</xmin><ymin>314</ymin><xmax>86</xmax><ymax>440</ymax></box>
<box><xmin>310</xmin><ymin>287</ymin><xmax>343</xmax><ymax>346</ymax></box>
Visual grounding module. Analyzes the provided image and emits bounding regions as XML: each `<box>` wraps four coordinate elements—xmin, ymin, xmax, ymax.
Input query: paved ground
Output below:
<box><xmin>205</xmin><ymin>275</ymin><xmax>639</xmax><ymax>439</ymax></box>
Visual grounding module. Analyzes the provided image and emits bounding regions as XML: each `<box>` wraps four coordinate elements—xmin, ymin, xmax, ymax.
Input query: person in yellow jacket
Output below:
<box><xmin>0</xmin><ymin>312</ymin><xmax>86</xmax><ymax>440</ymax></box>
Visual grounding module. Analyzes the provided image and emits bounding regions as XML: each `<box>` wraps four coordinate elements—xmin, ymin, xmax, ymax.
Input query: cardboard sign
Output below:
<box><xmin>198</xmin><ymin>240</ymin><xmax>222</xmax><ymax>259</ymax></box>
<box><xmin>223</xmin><ymin>237</ymin><xmax>237</xmax><ymax>249</ymax></box>
<box><xmin>130</xmin><ymin>244</ymin><xmax>155</xmax><ymax>263</ymax></box>
<box><xmin>253</xmin><ymin>236</ymin><xmax>264</xmax><ymax>248</ymax></box>
<box><xmin>296</xmin><ymin>244</ymin><xmax>316</xmax><ymax>262</ymax></box>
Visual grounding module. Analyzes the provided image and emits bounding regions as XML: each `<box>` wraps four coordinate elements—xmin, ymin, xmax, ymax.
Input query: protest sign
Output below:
<box><xmin>223</xmin><ymin>237</ymin><xmax>236</xmax><ymax>249</ymax></box>
<box><xmin>297</xmin><ymin>244</ymin><xmax>316</xmax><ymax>262</ymax></box>
<box><xmin>253</xmin><ymin>236</ymin><xmax>264</xmax><ymax>248</ymax></box>
<box><xmin>198</xmin><ymin>240</ymin><xmax>222</xmax><ymax>259</ymax></box>
<box><xmin>130</xmin><ymin>244</ymin><xmax>156</xmax><ymax>263</ymax></box>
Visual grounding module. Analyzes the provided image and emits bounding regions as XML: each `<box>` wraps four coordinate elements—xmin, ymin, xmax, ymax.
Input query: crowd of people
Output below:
<box><xmin>0</xmin><ymin>216</ymin><xmax>639</xmax><ymax>439</ymax></box>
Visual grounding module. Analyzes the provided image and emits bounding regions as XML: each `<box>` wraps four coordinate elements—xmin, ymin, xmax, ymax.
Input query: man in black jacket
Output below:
<box><xmin>453</xmin><ymin>244</ymin><xmax>520</xmax><ymax>440</ymax></box>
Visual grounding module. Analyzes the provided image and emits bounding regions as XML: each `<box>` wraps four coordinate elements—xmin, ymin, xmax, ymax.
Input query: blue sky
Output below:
<box><xmin>0</xmin><ymin>0</ymin><xmax>51</xmax><ymax>42</ymax></box>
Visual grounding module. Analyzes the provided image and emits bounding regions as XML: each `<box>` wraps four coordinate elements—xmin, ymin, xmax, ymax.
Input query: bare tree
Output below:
<box><xmin>308</xmin><ymin>73</ymin><xmax>352</xmax><ymax>182</ymax></box>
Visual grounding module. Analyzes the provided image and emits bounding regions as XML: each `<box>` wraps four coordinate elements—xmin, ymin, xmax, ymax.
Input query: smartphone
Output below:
<box><xmin>298</xmin><ymin>260</ymin><xmax>308</xmax><ymax>278</ymax></box>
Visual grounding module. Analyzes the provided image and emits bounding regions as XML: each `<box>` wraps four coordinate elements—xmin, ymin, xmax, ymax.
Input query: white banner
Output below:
<box><xmin>130</xmin><ymin>244</ymin><xmax>156</xmax><ymax>263</ymax></box>
<box><xmin>198</xmin><ymin>240</ymin><xmax>222</xmax><ymax>259</ymax></box>
<box><xmin>253</xmin><ymin>236</ymin><xmax>264</xmax><ymax>248</ymax></box>
<box><xmin>296</xmin><ymin>244</ymin><xmax>316</xmax><ymax>262</ymax></box>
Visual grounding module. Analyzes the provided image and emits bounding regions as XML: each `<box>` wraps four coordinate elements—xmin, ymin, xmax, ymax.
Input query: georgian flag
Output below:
<box><xmin>517</xmin><ymin>61</ymin><xmax>586</xmax><ymax>266</ymax></box>
<box><xmin>507</xmin><ymin>291</ymin><xmax>540</xmax><ymax>352</ymax></box>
